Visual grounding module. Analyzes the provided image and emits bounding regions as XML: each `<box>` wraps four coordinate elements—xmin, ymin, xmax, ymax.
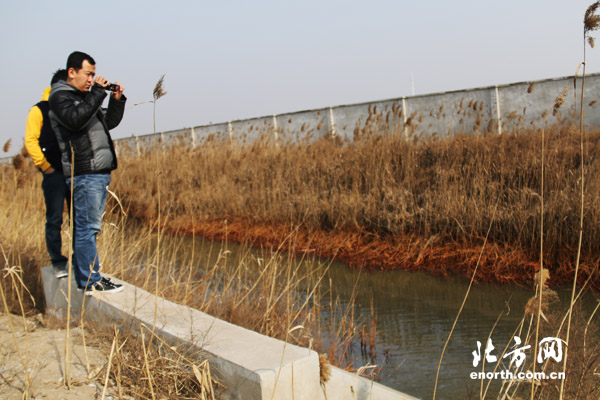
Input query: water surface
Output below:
<box><xmin>156</xmin><ymin>232</ymin><xmax>597</xmax><ymax>399</ymax></box>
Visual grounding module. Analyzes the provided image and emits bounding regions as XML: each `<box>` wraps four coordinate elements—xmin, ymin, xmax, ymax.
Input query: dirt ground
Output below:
<box><xmin>0</xmin><ymin>313</ymin><xmax>120</xmax><ymax>400</ymax></box>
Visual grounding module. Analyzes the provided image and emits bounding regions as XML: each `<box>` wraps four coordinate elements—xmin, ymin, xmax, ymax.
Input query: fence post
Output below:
<box><xmin>402</xmin><ymin>97</ymin><xmax>408</xmax><ymax>137</ymax></box>
<box><xmin>328</xmin><ymin>106</ymin><xmax>336</xmax><ymax>137</ymax></box>
<box><xmin>135</xmin><ymin>135</ymin><xmax>140</xmax><ymax>158</ymax></box>
<box><xmin>272</xmin><ymin>114</ymin><xmax>278</xmax><ymax>140</ymax></box>
<box><xmin>495</xmin><ymin>85</ymin><xmax>502</xmax><ymax>135</ymax></box>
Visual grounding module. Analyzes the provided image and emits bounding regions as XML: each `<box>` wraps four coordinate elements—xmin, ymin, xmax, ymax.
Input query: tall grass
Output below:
<box><xmin>3</xmin><ymin>78</ymin><xmax>600</xmax><ymax>398</ymax></box>
<box><xmin>558</xmin><ymin>4</ymin><xmax>600</xmax><ymax>398</ymax></box>
<box><xmin>0</xmin><ymin>156</ymin><xmax>363</xmax><ymax>396</ymax></box>
<box><xmin>0</xmin><ymin>158</ymin><xmax>46</xmax><ymax>314</ymax></box>
<box><xmin>98</xmin><ymin>218</ymin><xmax>331</xmax><ymax>348</ymax></box>
<box><xmin>113</xmin><ymin>122</ymin><xmax>600</xmax><ymax>287</ymax></box>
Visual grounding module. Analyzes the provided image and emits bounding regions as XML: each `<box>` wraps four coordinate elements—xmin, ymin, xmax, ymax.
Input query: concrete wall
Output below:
<box><xmin>42</xmin><ymin>267</ymin><xmax>418</xmax><ymax>400</ymax></box>
<box><xmin>111</xmin><ymin>72</ymin><xmax>600</xmax><ymax>158</ymax></box>
<box><xmin>1</xmin><ymin>73</ymin><xmax>598</xmax><ymax>164</ymax></box>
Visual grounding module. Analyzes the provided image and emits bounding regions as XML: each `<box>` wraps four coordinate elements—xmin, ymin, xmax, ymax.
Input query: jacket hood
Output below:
<box><xmin>44</xmin><ymin>79</ymin><xmax>70</xmax><ymax>101</ymax></box>
<box><xmin>49</xmin><ymin>81</ymin><xmax>80</xmax><ymax>101</ymax></box>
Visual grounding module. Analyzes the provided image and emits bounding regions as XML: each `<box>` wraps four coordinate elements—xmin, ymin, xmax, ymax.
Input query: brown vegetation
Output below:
<box><xmin>3</xmin><ymin>90</ymin><xmax>600</xmax><ymax>399</ymax></box>
<box><xmin>492</xmin><ymin>290</ymin><xmax>600</xmax><ymax>400</ymax></box>
<box><xmin>0</xmin><ymin>160</ymin><xmax>362</xmax><ymax>397</ymax></box>
<box><xmin>113</xmin><ymin>124</ymin><xmax>600</xmax><ymax>288</ymax></box>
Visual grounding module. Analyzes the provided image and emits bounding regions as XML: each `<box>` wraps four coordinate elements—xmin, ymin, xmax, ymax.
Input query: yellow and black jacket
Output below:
<box><xmin>24</xmin><ymin>87</ymin><xmax>63</xmax><ymax>173</ymax></box>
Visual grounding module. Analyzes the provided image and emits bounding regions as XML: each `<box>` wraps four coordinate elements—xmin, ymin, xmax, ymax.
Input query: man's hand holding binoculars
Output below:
<box><xmin>94</xmin><ymin>75</ymin><xmax>124</xmax><ymax>100</ymax></box>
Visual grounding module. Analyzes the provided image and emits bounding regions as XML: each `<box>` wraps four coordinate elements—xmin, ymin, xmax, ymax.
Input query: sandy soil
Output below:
<box><xmin>0</xmin><ymin>313</ymin><xmax>120</xmax><ymax>400</ymax></box>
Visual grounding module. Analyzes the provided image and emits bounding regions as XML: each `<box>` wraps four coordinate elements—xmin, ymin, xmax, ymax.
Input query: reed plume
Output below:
<box><xmin>585</xmin><ymin>2</ymin><xmax>600</xmax><ymax>48</ymax></box>
<box><xmin>152</xmin><ymin>75</ymin><xmax>167</xmax><ymax>135</ymax></box>
<box><xmin>2</xmin><ymin>139</ymin><xmax>10</xmax><ymax>153</ymax></box>
<box><xmin>524</xmin><ymin>268</ymin><xmax>559</xmax><ymax>319</ymax></box>
<box><xmin>12</xmin><ymin>154</ymin><xmax>23</xmax><ymax>170</ymax></box>
<box><xmin>319</xmin><ymin>353</ymin><xmax>331</xmax><ymax>383</ymax></box>
<box><xmin>552</xmin><ymin>86</ymin><xmax>569</xmax><ymax>116</ymax></box>
<box><xmin>153</xmin><ymin>74</ymin><xmax>167</xmax><ymax>101</ymax></box>
<box><xmin>584</xmin><ymin>2</ymin><xmax>600</xmax><ymax>35</ymax></box>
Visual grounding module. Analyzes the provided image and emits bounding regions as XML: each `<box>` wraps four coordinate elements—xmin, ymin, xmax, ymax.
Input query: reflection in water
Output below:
<box><xmin>161</xmin><ymin>231</ymin><xmax>595</xmax><ymax>400</ymax></box>
<box><xmin>324</xmin><ymin>262</ymin><xmax>534</xmax><ymax>399</ymax></box>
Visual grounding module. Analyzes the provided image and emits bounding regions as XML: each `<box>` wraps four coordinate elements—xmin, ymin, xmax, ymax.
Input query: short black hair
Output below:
<box><xmin>51</xmin><ymin>69</ymin><xmax>67</xmax><ymax>85</ymax></box>
<box><xmin>66</xmin><ymin>51</ymin><xmax>95</xmax><ymax>71</ymax></box>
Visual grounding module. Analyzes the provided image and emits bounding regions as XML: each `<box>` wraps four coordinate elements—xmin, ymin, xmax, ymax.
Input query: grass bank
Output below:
<box><xmin>0</xmin><ymin>157</ymin><xmax>359</xmax><ymax>396</ymax></box>
<box><xmin>113</xmin><ymin>124</ymin><xmax>600</xmax><ymax>288</ymax></box>
<box><xmin>2</xmin><ymin>120</ymin><xmax>600</xmax><ymax>398</ymax></box>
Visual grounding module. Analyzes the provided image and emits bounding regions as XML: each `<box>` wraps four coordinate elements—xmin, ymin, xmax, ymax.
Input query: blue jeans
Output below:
<box><xmin>41</xmin><ymin>170</ymin><xmax>70</xmax><ymax>269</ymax></box>
<box><xmin>67</xmin><ymin>174</ymin><xmax>110</xmax><ymax>289</ymax></box>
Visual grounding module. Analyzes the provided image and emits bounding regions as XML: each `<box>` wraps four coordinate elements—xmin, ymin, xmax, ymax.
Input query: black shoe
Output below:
<box><xmin>100</xmin><ymin>276</ymin><xmax>123</xmax><ymax>289</ymax></box>
<box><xmin>53</xmin><ymin>266</ymin><xmax>68</xmax><ymax>279</ymax></box>
<box><xmin>80</xmin><ymin>277</ymin><xmax>124</xmax><ymax>295</ymax></box>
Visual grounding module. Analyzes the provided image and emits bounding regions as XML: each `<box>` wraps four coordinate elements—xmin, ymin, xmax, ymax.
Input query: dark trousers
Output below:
<box><xmin>41</xmin><ymin>170</ymin><xmax>70</xmax><ymax>268</ymax></box>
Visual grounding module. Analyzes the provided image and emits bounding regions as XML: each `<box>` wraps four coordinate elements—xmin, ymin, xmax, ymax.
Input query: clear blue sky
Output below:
<box><xmin>2</xmin><ymin>0</ymin><xmax>599</xmax><ymax>157</ymax></box>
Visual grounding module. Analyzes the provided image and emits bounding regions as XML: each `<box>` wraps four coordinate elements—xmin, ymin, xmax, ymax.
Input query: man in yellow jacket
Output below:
<box><xmin>24</xmin><ymin>69</ymin><xmax>70</xmax><ymax>278</ymax></box>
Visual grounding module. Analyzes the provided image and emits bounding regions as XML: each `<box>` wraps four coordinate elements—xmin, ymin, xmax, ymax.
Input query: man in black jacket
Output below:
<box><xmin>49</xmin><ymin>51</ymin><xmax>126</xmax><ymax>295</ymax></box>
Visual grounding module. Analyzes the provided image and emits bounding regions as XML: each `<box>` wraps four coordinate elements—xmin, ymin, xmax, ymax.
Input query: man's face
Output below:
<box><xmin>67</xmin><ymin>60</ymin><xmax>96</xmax><ymax>92</ymax></box>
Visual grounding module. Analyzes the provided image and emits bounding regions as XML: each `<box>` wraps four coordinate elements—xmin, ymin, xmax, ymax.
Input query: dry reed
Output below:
<box><xmin>112</xmin><ymin>123</ymin><xmax>600</xmax><ymax>288</ymax></box>
<box><xmin>0</xmin><ymin>155</ymin><xmax>365</xmax><ymax>396</ymax></box>
<box><xmin>3</xmin><ymin>64</ymin><xmax>600</xmax><ymax>398</ymax></box>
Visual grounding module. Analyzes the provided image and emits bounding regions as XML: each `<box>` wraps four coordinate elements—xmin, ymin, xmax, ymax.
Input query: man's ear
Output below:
<box><xmin>67</xmin><ymin>68</ymin><xmax>76</xmax><ymax>80</ymax></box>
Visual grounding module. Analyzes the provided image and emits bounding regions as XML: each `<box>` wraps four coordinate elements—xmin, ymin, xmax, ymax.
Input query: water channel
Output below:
<box><xmin>146</xmin><ymin>230</ymin><xmax>598</xmax><ymax>400</ymax></box>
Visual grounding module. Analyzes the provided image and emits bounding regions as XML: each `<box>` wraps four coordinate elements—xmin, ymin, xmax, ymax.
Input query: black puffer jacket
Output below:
<box><xmin>48</xmin><ymin>81</ymin><xmax>126</xmax><ymax>177</ymax></box>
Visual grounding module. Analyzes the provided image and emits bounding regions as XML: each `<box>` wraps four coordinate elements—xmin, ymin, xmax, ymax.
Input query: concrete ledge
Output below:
<box><xmin>42</xmin><ymin>266</ymin><xmax>418</xmax><ymax>400</ymax></box>
<box><xmin>323</xmin><ymin>367</ymin><xmax>419</xmax><ymax>400</ymax></box>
